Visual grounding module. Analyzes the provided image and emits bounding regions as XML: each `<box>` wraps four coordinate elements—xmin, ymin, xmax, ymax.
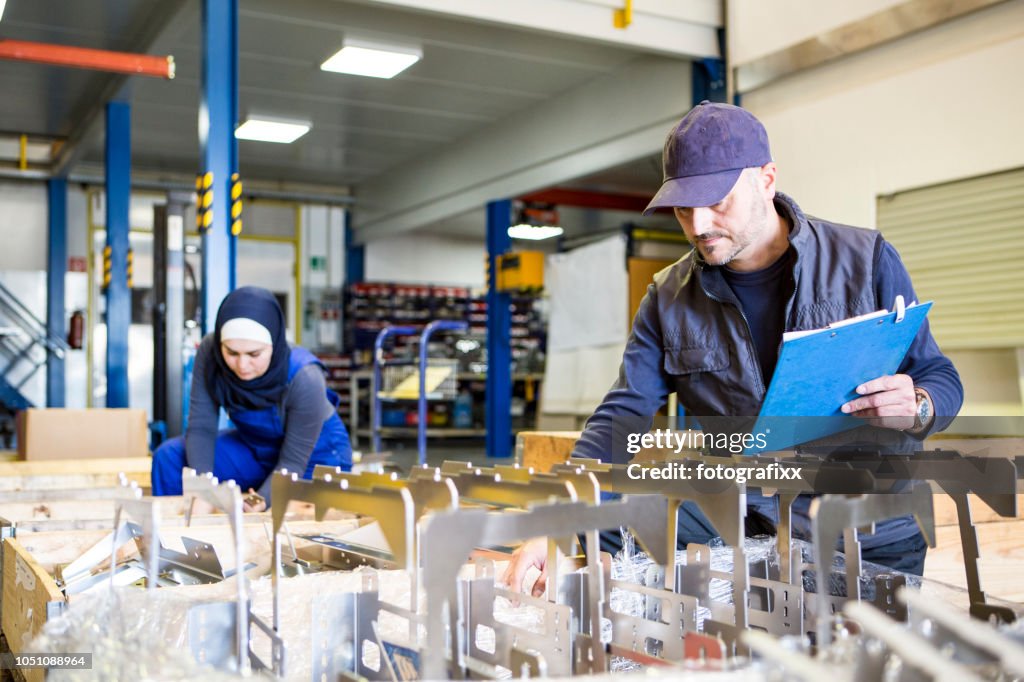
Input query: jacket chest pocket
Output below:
<box><xmin>663</xmin><ymin>346</ymin><xmax>730</xmax><ymax>382</ymax></box>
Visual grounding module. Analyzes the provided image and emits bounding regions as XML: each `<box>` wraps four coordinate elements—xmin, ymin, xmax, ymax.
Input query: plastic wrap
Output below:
<box><xmin>609</xmin><ymin>531</ymin><xmax>924</xmax><ymax>608</ymax></box>
<box><xmin>32</xmin><ymin>527</ymin><xmax>1013</xmax><ymax>681</ymax></box>
<box><xmin>32</xmin><ymin>587</ymin><xmax>245</xmax><ymax>681</ymax></box>
<box><xmin>30</xmin><ymin>563</ymin><xmax>551</xmax><ymax>681</ymax></box>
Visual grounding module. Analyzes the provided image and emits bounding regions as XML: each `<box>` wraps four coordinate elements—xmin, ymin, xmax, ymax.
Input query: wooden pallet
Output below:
<box><xmin>0</xmin><ymin>457</ymin><xmax>152</xmax><ymax>496</ymax></box>
<box><xmin>1</xmin><ymin>516</ymin><xmax>361</xmax><ymax>681</ymax></box>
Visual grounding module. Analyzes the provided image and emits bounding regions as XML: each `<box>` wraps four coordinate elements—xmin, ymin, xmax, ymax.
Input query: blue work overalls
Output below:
<box><xmin>151</xmin><ymin>347</ymin><xmax>352</xmax><ymax>496</ymax></box>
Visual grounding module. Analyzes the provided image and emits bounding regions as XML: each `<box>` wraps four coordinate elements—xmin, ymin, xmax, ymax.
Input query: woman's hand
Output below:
<box><xmin>189</xmin><ymin>496</ymin><xmax>217</xmax><ymax>516</ymax></box>
<box><xmin>242</xmin><ymin>488</ymin><xmax>267</xmax><ymax>513</ymax></box>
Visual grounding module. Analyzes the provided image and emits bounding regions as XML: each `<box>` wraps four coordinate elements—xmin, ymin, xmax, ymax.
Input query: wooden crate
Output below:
<box><xmin>920</xmin><ymin>438</ymin><xmax>1024</xmax><ymax>602</ymax></box>
<box><xmin>517</xmin><ymin>431</ymin><xmax>581</xmax><ymax>473</ymax></box>
<box><xmin>517</xmin><ymin>430</ymin><xmax>696</xmax><ymax>472</ymax></box>
<box><xmin>2</xmin><ymin>537</ymin><xmax>63</xmax><ymax>682</ymax></box>
<box><xmin>1</xmin><ymin>516</ymin><xmax>361</xmax><ymax>681</ymax></box>
<box><xmin>0</xmin><ymin>457</ymin><xmax>152</xmax><ymax>499</ymax></box>
<box><xmin>925</xmin><ymin>519</ymin><xmax>1024</xmax><ymax>604</ymax></box>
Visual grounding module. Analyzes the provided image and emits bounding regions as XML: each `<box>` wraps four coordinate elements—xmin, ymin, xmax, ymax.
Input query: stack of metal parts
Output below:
<box><xmin>265</xmin><ymin>449</ymin><xmax>1024</xmax><ymax>680</ymax></box>
<box><xmin>24</xmin><ymin>470</ymin><xmax>281</xmax><ymax>676</ymax></box>
<box><xmin>26</xmin><ymin>448</ymin><xmax>1024</xmax><ymax>681</ymax></box>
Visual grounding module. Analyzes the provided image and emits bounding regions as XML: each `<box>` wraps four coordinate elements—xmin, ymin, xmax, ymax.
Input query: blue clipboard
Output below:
<box><xmin>747</xmin><ymin>299</ymin><xmax>932</xmax><ymax>453</ymax></box>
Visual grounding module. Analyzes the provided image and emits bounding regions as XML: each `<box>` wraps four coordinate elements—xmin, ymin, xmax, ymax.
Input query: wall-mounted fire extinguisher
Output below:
<box><xmin>67</xmin><ymin>310</ymin><xmax>85</xmax><ymax>349</ymax></box>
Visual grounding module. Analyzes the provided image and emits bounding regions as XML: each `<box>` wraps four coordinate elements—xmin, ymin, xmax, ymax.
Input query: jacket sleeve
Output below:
<box><xmin>572</xmin><ymin>284</ymin><xmax>672</xmax><ymax>462</ymax></box>
<box><xmin>256</xmin><ymin>364</ymin><xmax>334</xmax><ymax>502</ymax></box>
<box><xmin>874</xmin><ymin>241</ymin><xmax>964</xmax><ymax>435</ymax></box>
<box><xmin>184</xmin><ymin>336</ymin><xmax>220</xmax><ymax>474</ymax></box>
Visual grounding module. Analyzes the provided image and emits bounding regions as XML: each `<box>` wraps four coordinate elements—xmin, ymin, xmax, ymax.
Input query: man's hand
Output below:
<box><xmin>500</xmin><ymin>537</ymin><xmax>549</xmax><ymax>598</ymax></box>
<box><xmin>841</xmin><ymin>374</ymin><xmax>918</xmax><ymax>431</ymax></box>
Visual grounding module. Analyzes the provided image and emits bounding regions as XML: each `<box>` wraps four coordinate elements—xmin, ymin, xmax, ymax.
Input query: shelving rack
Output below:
<box><xmin>319</xmin><ymin>281</ymin><xmax>547</xmax><ymax>447</ymax></box>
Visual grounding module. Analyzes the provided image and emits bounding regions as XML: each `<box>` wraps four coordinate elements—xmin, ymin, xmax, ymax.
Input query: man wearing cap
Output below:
<box><xmin>503</xmin><ymin>101</ymin><xmax>962</xmax><ymax>595</ymax></box>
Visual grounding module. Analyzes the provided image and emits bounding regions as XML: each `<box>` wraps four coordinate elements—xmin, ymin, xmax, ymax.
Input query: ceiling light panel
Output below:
<box><xmin>235</xmin><ymin>117</ymin><xmax>310</xmax><ymax>144</ymax></box>
<box><xmin>321</xmin><ymin>39</ymin><xmax>422</xmax><ymax>79</ymax></box>
<box><xmin>507</xmin><ymin>224</ymin><xmax>564</xmax><ymax>241</ymax></box>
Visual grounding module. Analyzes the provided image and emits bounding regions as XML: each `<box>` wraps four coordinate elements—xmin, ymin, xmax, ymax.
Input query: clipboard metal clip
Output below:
<box><xmin>893</xmin><ymin>295</ymin><xmax>906</xmax><ymax>323</ymax></box>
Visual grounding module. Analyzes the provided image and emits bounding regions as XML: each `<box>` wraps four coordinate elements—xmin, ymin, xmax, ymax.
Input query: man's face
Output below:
<box><xmin>673</xmin><ymin>167</ymin><xmax>774</xmax><ymax>268</ymax></box>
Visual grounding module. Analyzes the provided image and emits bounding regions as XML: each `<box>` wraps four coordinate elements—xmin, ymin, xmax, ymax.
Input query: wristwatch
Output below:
<box><xmin>911</xmin><ymin>387</ymin><xmax>933</xmax><ymax>433</ymax></box>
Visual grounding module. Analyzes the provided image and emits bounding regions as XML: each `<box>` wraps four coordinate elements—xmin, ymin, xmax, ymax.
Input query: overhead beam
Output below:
<box><xmin>518</xmin><ymin>188</ymin><xmax>651</xmax><ymax>213</ymax></box>
<box><xmin>52</xmin><ymin>0</ymin><xmax>191</xmax><ymax>175</ymax></box>
<box><xmin>355</xmin><ymin>0</ymin><xmax>721</xmax><ymax>59</ymax></box>
<box><xmin>353</xmin><ymin>55</ymin><xmax>690</xmax><ymax>241</ymax></box>
<box><xmin>735</xmin><ymin>0</ymin><xmax>1010</xmax><ymax>94</ymax></box>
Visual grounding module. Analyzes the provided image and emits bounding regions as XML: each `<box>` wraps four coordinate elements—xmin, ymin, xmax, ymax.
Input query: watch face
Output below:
<box><xmin>917</xmin><ymin>393</ymin><xmax>931</xmax><ymax>421</ymax></box>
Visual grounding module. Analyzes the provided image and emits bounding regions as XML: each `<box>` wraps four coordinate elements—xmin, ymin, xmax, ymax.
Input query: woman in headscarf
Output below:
<box><xmin>151</xmin><ymin>286</ymin><xmax>352</xmax><ymax>510</ymax></box>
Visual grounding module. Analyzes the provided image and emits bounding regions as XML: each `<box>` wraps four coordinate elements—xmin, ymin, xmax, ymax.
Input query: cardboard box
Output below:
<box><xmin>497</xmin><ymin>251</ymin><xmax>544</xmax><ymax>292</ymax></box>
<box><xmin>628</xmin><ymin>257</ymin><xmax>675</xmax><ymax>324</ymax></box>
<box><xmin>518</xmin><ymin>430</ymin><xmax>582</xmax><ymax>473</ymax></box>
<box><xmin>16</xmin><ymin>408</ymin><xmax>149</xmax><ymax>461</ymax></box>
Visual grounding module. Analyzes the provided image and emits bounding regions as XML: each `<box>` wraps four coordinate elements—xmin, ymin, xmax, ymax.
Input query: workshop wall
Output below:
<box><xmin>734</xmin><ymin>1</ymin><xmax>1024</xmax><ymax>416</ymax></box>
<box><xmin>0</xmin><ymin>182</ymin><xmax>48</xmax><ymax>270</ymax></box>
<box><xmin>364</xmin><ymin>233</ymin><xmax>486</xmax><ymax>288</ymax></box>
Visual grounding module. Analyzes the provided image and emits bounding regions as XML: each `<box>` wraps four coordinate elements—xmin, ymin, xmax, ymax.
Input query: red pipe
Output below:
<box><xmin>518</xmin><ymin>187</ymin><xmax>652</xmax><ymax>213</ymax></box>
<box><xmin>0</xmin><ymin>39</ymin><xmax>174</xmax><ymax>79</ymax></box>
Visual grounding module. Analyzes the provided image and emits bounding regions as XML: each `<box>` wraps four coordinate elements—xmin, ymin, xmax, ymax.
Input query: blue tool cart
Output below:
<box><xmin>371</xmin><ymin>320</ymin><xmax>470</xmax><ymax>464</ymax></box>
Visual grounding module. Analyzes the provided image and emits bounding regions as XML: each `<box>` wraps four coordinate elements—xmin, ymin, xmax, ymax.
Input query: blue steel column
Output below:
<box><xmin>691</xmin><ymin>57</ymin><xmax>726</xmax><ymax>105</ymax></box>
<box><xmin>105</xmin><ymin>102</ymin><xmax>131</xmax><ymax>408</ymax></box>
<box><xmin>485</xmin><ymin>200</ymin><xmax>513</xmax><ymax>458</ymax></box>
<box><xmin>199</xmin><ymin>0</ymin><xmax>239</xmax><ymax>332</ymax></box>
<box><xmin>344</xmin><ymin>216</ymin><xmax>364</xmax><ymax>284</ymax></box>
<box><xmin>46</xmin><ymin>178</ymin><xmax>67</xmax><ymax>407</ymax></box>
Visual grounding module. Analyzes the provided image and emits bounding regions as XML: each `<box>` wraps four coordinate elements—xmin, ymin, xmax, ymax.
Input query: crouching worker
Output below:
<box><xmin>152</xmin><ymin>286</ymin><xmax>352</xmax><ymax>510</ymax></box>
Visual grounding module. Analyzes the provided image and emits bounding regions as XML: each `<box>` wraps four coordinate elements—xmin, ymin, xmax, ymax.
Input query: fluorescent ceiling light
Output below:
<box><xmin>0</xmin><ymin>1</ymin><xmax>6</xmax><ymax>22</ymax></box>
<box><xmin>321</xmin><ymin>39</ymin><xmax>422</xmax><ymax>79</ymax></box>
<box><xmin>507</xmin><ymin>224</ymin><xmax>564</xmax><ymax>241</ymax></box>
<box><xmin>235</xmin><ymin>117</ymin><xmax>310</xmax><ymax>144</ymax></box>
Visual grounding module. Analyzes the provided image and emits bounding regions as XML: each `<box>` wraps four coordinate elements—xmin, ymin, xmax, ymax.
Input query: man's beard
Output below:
<box><xmin>702</xmin><ymin>193</ymin><xmax>768</xmax><ymax>267</ymax></box>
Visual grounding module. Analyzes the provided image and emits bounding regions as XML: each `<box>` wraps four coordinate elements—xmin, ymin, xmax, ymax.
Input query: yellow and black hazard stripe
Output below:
<box><xmin>231</xmin><ymin>172</ymin><xmax>243</xmax><ymax>236</ymax></box>
<box><xmin>196</xmin><ymin>171</ymin><xmax>214</xmax><ymax>233</ymax></box>
<box><xmin>102</xmin><ymin>246</ymin><xmax>134</xmax><ymax>290</ymax></box>
<box><xmin>102</xmin><ymin>245</ymin><xmax>112</xmax><ymax>291</ymax></box>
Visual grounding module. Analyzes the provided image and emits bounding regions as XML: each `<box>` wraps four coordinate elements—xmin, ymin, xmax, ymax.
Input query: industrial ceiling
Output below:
<box><xmin>0</xmin><ymin>0</ymin><xmax>721</xmax><ymax>238</ymax></box>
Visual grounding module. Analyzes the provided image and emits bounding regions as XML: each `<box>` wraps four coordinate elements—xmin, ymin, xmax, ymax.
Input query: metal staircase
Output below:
<box><xmin>0</xmin><ymin>280</ymin><xmax>69</xmax><ymax>411</ymax></box>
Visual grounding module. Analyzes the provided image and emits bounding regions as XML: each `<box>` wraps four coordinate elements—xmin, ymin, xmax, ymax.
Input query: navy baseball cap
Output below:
<box><xmin>643</xmin><ymin>101</ymin><xmax>772</xmax><ymax>214</ymax></box>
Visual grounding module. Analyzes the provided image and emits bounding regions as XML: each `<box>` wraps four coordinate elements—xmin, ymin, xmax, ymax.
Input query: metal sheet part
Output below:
<box><xmin>810</xmin><ymin>485</ymin><xmax>935</xmax><ymax>648</ymax></box>
<box><xmin>463</xmin><ymin>576</ymin><xmax>573</xmax><ymax>677</ymax></box>
<box><xmin>189</xmin><ymin>601</ymin><xmax>238</xmax><ymax>671</ymax></box>
<box><xmin>311</xmin><ymin>579</ymin><xmax>385</xmax><ymax>680</ymax></box>
<box><xmin>419</xmin><ymin>495</ymin><xmax>669</xmax><ymax>679</ymax></box>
